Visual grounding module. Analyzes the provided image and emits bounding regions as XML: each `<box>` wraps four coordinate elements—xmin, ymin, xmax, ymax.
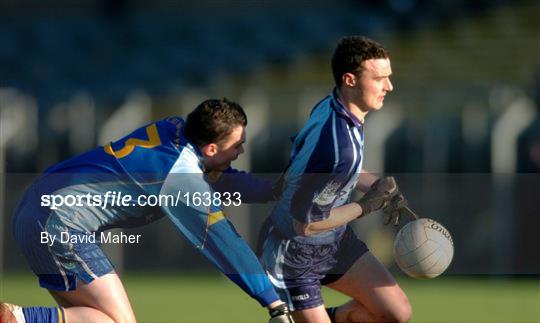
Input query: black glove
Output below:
<box><xmin>268</xmin><ymin>303</ymin><xmax>295</xmax><ymax>323</ymax></box>
<box><xmin>356</xmin><ymin>177</ymin><xmax>399</xmax><ymax>215</ymax></box>
<box><xmin>383</xmin><ymin>193</ymin><xmax>408</xmax><ymax>226</ymax></box>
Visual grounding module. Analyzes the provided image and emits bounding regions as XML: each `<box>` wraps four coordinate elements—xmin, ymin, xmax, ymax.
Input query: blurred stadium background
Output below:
<box><xmin>1</xmin><ymin>0</ymin><xmax>539</xmax><ymax>322</ymax></box>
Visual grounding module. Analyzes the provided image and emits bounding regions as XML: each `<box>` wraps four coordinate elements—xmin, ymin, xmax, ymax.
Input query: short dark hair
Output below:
<box><xmin>184</xmin><ymin>98</ymin><xmax>247</xmax><ymax>147</ymax></box>
<box><xmin>331</xmin><ymin>35</ymin><xmax>389</xmax><ymax>87</ymax></box>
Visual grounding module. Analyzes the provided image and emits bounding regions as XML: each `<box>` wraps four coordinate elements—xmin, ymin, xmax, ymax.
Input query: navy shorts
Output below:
<box><xmin>12</xmin><ymin>189</ymin><xmax>114</xmax><ymax>291</ymax></box>
<box><xmin>259</xmin><ymin>224</ymin><xmax>369</xmax><ymax>311</ymax></box>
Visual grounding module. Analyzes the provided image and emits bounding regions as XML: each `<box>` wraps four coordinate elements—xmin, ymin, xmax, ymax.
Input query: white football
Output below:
<box><xmin>393</xmin><ymin>218</ymin><xmax>454</xmax><ymax>279</ymax></box>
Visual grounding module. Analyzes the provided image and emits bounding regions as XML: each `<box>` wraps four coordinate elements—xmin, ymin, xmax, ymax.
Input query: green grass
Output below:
<box><xmin>1</xmin><ymin>273</ymin><xmax>538</xmax><ymax>322</ymax></box>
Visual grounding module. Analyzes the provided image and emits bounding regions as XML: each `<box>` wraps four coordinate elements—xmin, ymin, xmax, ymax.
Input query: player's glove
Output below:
<box><xmin>382</xmin><ymin>192</ymin><xmax>408</xmax><ymax>226</ymax></box>
<box><xmin>356</xmin><ymin>177</ymin><xmax>399</xmax><ymax>215</ymax></box>
<box><xmin>268</xmin><ymin>303</ymin><xmax>295</xmax><ymax>323</ymax></box>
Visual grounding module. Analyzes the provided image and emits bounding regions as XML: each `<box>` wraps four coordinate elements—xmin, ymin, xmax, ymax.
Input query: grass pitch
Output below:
<box><xmin>1</xmin><ymin>273</ymin><xmax>538</xmax><ymax>322</ymax></box>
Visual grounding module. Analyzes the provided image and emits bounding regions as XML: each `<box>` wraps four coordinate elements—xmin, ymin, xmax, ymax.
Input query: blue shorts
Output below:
<box><xmin>258</xmin><ymin>223</ymin><xmax>369</xmax><ymax>311</ymax></box>
<box><xmin>12</xmin><ymin>189</ymin><xmax>114</xmax><ymax>291</ymax></box>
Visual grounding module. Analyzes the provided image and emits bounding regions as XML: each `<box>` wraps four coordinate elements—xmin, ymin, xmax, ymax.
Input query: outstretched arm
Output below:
<box><xmin>160</xmin><ymin>170</ymin><xmax>280</xmax><ymax>308</ymax></box>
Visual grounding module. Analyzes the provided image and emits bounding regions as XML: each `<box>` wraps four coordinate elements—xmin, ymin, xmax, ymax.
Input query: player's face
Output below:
<box><xmin>204</xmin><ymin>125</ymin><xmax>246</xmax><ymax>171</ymax></box>
<box><xmin>353</xmin><ymin>58</ymin><xmax>393</xmax><ymax>111</ymax></box>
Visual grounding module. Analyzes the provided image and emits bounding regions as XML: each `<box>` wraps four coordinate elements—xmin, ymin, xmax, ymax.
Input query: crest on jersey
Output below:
<box><xmin>312</xmin><ymin>180</ymin><xmax>340</xmax><ymax>206</ymax></box>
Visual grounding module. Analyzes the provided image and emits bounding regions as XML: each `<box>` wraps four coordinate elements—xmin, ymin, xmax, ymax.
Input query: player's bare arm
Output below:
<box><xmin>293</xmin><ymin>203</ymin><xmax>363</xmax><ymax>235</ymax></box>
<box><xmin>295</xmin><ymin>177</ymin><xmax>403</xmax><ymax>235</ymax></box>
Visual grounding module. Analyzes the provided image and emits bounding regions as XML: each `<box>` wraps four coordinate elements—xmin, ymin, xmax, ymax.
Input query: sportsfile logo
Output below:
<box><xmin>40</xmin><ymin>190</ymin><xmax>242</xmax><ymax>210</ymax></box>
<box><xmin>40</xmin><ymin>191</ymin><xmax>175</xmax><ymax>210</ymax></box>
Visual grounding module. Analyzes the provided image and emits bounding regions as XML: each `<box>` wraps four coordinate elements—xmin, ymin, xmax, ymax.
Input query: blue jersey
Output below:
<box><xmin>271</xmin><ymin>89</ymin><xmax>365</xmax><ymax>244</ymax></box>
<box><xmin>13</xmin><ymin>117</ymin><xmax>279</xmax><ymax>306</ymax></box>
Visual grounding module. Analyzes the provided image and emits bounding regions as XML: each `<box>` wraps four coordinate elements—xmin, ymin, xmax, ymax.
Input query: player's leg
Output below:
<box><xmin>326</xmin><ymin>252</ymin><xmax>412</xmax><ymax>323</ymax></box>
<box><xmin>2</xmin><ymin>270</ymin><xmax>136</xmax><ymax>323</ymax></box>
<box><xmin>0</xmin><ymin>273</ymin><xmax>134</xmax><ymax>323</ymax></box>
<box><xmin>48</xmin><ymin>273</ymin><xmax>136</xmax><ymax>323</ymax></box>
<box><xmin>290</xmin><ymin>305</ymin><xmax>331</xmax><ymax>323</ymax></box>
<box><xmin>12</xmin><ymin>215</ymin><xmax>135</xmax><ymax>322</ymax></box>
<box><xmin>259</xmin><ymin>226</ymin><xmax>337</xmax><ymax>323</ymax></box>
<box><xmin>44</xmin><ymin>232</ymin><xmax>136</xmax><ymax>323</ymax></box>
<box><xmin>10</xmin><ymin>184</ymin><xmax>139</xmax><ymax>323</ymax></box>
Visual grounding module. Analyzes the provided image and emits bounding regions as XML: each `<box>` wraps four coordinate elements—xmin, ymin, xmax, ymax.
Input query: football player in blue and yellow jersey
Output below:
<box><xmin>1</xmin><ymin>99</ymin><xmax>293</xmax><ymax>323</ymax></box>
<box><xmin>259</xmin><ymin>36</ymin><xmax>413</xmax><ymax>322</ymax></box>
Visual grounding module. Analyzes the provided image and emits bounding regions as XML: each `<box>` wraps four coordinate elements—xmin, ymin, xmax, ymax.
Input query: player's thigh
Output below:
<box><xmin>50</xmin><ymin>273</ymin><xmax>136</xmax><ymax>323</ymax></box>
<box><xmin>326</xmin><ymin>251</ymin><xmax>411</xmax><ymax>320</ymax></box>
<box><xmin>292</xmin><ymin>305</ymin><xmax>332</xmax><ymax>323</ymax></box>
<box><xmin>260</xmin><ymin>229</ymin><xmax>338</xmax><ymax>312</ymax></box>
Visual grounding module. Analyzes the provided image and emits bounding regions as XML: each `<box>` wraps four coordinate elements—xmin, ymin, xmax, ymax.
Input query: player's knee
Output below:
<box><xmin>111</xmin><ymin>311</ymin><xmax>137</xmax><ymax>323</ymax></box>
<box><xmin>383</xmin><ymin>298</ymin><xmax>412</xmax><ymax>323</ymax></box>
<box><xmin>94</xmin><ymin>307</ymin><xmax>135</xmax><ymax>323</ymax></box>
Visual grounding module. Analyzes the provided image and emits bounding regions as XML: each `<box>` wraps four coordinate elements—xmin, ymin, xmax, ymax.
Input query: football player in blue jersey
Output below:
<box><xmin>1</xmin><ymin>99</ymin><xmax>293</xmax><ymax>323</ymax></box>
<box><xmin>258</xmin><ymin>36</ymin><xmax>413</xmax><ymax>322</ymax></box>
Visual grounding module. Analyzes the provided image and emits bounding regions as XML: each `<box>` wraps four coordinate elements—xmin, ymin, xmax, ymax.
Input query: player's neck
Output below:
<box><xmin>336</xmin><ymin>88</ymin><xmax>368</xmax><ymax>123</ymax></box>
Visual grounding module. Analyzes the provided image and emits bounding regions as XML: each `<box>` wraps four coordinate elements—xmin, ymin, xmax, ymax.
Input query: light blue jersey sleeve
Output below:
<box><xmin>160</xmin><ymin>149</ymin><xmax>279</xmax><ymax>307</ymax></box>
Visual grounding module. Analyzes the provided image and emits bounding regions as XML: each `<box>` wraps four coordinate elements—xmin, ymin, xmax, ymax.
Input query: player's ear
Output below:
<box><xmin>342</xmin><ymin>72</ymin><xmax>356</xmax><ymax>88</ymax></box>
<box><xmin>201</xmin><ymin>143</ymin><xmax>219</xmax><ymax>157</ymax></box>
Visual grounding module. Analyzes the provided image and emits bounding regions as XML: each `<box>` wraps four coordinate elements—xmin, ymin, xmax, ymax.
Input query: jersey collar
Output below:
<box><xmin>330</xmin><ymin>88</ymin><xmax>364</xmax><ymax>128</ymax></box>
<box><xmin>178</xmin><ymin>120</ymin><xmax>206</xmax><ymax>168</ymax></box>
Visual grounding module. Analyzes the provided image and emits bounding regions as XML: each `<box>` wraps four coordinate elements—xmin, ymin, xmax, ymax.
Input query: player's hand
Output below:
<box><xmin>382</xmin><ymin>192</ymin><xmax>408</xmax><ymax>225</ymax></box>
<box><xmin>268</xmin><ymin>303</ymin><xmax>295</xmax><ymax>323</ymax></box>
<box><xmin>383</xmin><ymin>189</ymin><xmax>421</xmax><ymax>226</ymax></box>
<box><xmin>356</xmin><ymin>177</ymin><xmax>399</xmax><ymax>215</ymax></box>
